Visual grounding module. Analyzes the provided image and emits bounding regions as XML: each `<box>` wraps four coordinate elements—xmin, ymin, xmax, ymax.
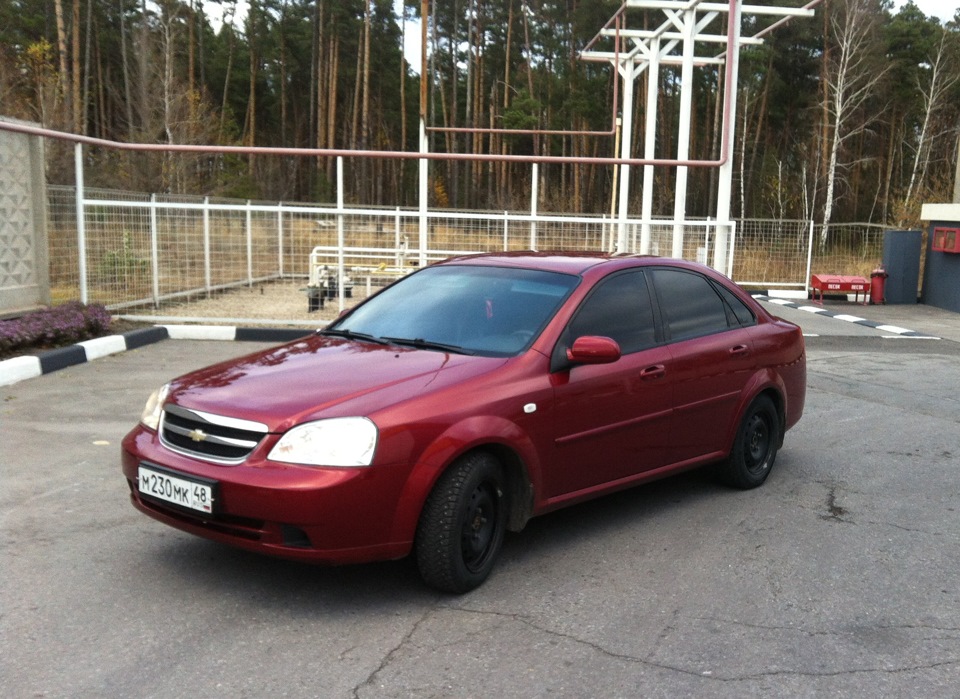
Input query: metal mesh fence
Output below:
<box><xmin>47</xmin><ymin>185</ymin><xmax>889</xmax><ymax>325</ymax></box>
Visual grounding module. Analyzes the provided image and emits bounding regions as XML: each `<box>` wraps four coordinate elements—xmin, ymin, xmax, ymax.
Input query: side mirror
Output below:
<box><xmin>565</xmin><ymin>336</ymin><xmax>621</xmax><ymax>365</ymax></box>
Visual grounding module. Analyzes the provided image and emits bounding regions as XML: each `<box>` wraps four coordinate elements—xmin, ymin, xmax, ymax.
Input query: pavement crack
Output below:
<box><xmin>351</xmin><ymin>608</ymin><xmax>434</xmax><ymax>698</ymax></box>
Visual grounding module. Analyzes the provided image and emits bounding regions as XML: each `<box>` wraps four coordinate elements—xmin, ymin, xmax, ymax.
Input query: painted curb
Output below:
<box><xmin>0</xmin><ymin>325</ymin><xmax>315</xmax><ymax>388</ymax></box>
<box><xmin>753</xmin><ymin>295</ymin><xmax>939</xmax><ymax>339</ymax></box>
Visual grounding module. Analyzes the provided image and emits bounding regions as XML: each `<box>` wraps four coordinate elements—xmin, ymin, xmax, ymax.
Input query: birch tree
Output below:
<box><xmin>902</xmin><ymin>31</ymin><xmax>959</xmax><ymax>215</ymax></box>
<box><xmin>820</xmin><ymin>0</ymin><xmax>889</xmax><ymax>246</ymax></box>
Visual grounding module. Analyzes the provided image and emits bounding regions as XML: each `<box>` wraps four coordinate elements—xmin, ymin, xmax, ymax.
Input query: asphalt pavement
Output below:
<box><xmin>2</xmin><ymin>301</ymin><xmax>960</xmax><ymax>698</ymax></box>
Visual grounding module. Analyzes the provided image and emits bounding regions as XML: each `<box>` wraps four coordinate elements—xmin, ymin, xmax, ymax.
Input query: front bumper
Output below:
<box><xmin>121</xmin><ymin>426</ymin><xmax>414</xmax><ymax>564</ymax></box>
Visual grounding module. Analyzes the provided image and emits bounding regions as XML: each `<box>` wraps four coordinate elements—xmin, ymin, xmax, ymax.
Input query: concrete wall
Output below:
<box><xmin>0</xmin><ymin>118</ymin><xmax>50</xmax><ymax>316</ymax></box>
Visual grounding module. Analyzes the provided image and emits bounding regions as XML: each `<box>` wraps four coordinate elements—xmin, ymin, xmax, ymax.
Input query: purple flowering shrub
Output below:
<box><xmin>0</xmin><ymin>302</ymin><xmax>113</xmax><ymax>355</ymax></box>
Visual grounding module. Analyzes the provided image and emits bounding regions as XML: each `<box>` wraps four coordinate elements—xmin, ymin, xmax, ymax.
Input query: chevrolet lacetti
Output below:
<box><xmin>122</xmin><ymin>253</ymin><xmax>806</xmax><ymax>592</ymax></box>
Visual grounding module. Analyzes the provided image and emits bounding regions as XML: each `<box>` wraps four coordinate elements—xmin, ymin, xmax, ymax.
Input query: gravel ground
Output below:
<box><xmin>115</xmin><ymin>279</ymin><xmax>386</xmax><ymax>328</ymax></box>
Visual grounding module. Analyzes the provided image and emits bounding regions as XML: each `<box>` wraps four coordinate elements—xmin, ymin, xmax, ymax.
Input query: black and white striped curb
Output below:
<box><xmin>753</xmin><ymin>295</ymin><xmax>940</xmax><ymax>339</ymax></box>
<box><xmin>0</xmin><ymin>325</ymin><xmax>313</xmax><ymax>387</ymax></box>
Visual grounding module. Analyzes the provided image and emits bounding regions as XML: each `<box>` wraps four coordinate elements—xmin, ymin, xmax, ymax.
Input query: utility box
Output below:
<box><xmin>880</xmin><ymin>229</ymin><xmax>922</xmax><ymax>305</ymax></box>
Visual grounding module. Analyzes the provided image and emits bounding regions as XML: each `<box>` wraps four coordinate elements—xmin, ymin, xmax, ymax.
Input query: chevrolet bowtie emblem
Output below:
<box><xmin>188</xmin><ymin>428</ymin><xmax>208</xmax><ymax>442</ymax></box>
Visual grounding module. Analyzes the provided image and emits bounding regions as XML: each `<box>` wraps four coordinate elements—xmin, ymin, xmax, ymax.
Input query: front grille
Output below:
<box><xmin>160</xmin><ymin>404</ymin><xmax>269</xmax><ymax>463</ymax></box>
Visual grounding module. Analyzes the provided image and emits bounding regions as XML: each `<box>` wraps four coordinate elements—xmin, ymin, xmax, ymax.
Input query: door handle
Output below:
<box><xmin>729</xmin><ymin>344</ymin><xmax>750</xmax><ymax>357</ymax></box>
<box><xmin>640</xmin><ymin>364</ymin><xmax>666</xmax><ymax>380</ymax></box>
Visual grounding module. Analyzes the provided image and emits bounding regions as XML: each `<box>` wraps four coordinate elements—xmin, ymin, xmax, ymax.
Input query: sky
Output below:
<box><xmin>892</xmin><ymin>0</ymin><xmax>958</xmax><ymax>23</ymax></box>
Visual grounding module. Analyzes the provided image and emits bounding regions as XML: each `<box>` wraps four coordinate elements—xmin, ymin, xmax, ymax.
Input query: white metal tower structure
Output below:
<box><xmin>581</xmin><ymin>0</ymin><xmax>818</xmax><ymax>273</ymax></box>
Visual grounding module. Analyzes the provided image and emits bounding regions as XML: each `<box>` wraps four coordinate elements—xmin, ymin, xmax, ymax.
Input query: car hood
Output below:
<box><xmin>166</xmin><ymin>335</ymin><xmax>506</xmax><ymax>432</ymax></box>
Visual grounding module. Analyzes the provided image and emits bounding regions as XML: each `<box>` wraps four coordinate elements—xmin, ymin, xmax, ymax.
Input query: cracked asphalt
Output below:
<box><xmin>2</xmin><ymin>303</ymin><xmax>960</xmax><ymax>698</ymax></box>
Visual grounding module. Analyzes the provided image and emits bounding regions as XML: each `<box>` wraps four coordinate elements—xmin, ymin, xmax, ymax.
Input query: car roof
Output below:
<box><xmin>438</xmin><ymin>251</ymin><xmax>722</xmax><ymax>278</ymax></box>
<box><xmin>439</xmin><ymin>251</ymin><xmax>651</xmax><ymax>275</ymax></box>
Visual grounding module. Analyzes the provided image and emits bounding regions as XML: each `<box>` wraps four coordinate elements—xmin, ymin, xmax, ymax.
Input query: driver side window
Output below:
<box><xmin>564</xmin><ymin>270</ymin><xmax>657</xmax><ymax>354</ymax></box>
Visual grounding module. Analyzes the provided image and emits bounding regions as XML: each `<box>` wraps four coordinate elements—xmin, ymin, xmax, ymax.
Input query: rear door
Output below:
<box><xmin>648</xmin><ymin>268</ymin><xmax>758</xmax><ymax>463</ymax></box>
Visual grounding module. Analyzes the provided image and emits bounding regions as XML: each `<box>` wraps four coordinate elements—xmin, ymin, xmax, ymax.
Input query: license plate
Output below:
<box><xmin>138</xmin><ymin>465</ymin><xmax>216</xmax><ymax>514</ymax></box>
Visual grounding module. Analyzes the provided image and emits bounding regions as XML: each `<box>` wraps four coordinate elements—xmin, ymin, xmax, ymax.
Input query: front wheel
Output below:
<box><xmin>415</xmin><ymin>452</ymin><xmax>507</xmax><ymax>594</ymax></box>
<box><xmin>718</xmin><ymin>395</ymin><xmax>781</xmax><ymax>489</ymax></box>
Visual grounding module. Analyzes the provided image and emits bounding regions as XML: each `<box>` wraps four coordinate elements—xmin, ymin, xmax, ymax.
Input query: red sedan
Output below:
<box><xmin>122</xmin><ymin>253</ymin><xmax>805</xmax><ymax>592</ymax></box>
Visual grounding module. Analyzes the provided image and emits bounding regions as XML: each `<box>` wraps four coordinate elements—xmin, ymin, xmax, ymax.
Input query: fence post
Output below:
<box><xmin>503</xmin><ymin>211</ymin><xmax>509</xmax><ymax>251</ymax></box>
<box><xmin>804</xmin><ymin>219</ymin><xmax>815</xmax><ymax>296</ymax></box>
<box><xmin>277</xmin><ymin>202</ymin><xmax>285</xmax><ymax>279</ymax></box>
<box><xmin>149</xmin><ymin>193</ymin><xmax>159</xmax><ymax>307</ymax></box>
<box><xmin>74</xmin><ymin>143</ymin><xmax>88</xmax><ymax>304</ymax></box>
<box><xmin>726</xmin><ymin>220</ymin><xmax>736</xmax><ymax>279</ymax></box>
<box><xmin>530</xmin><ymin>163</ymin><xmax>538</xmax><ymax>251</ymax></box>
<box><xmin>394</xmin><ymin>207</ymin><xmax>401</xmax><ymax>268</ymax></box>
<box><xmin>418</xmin><ymin>119</ymin><xmax>428</xmax><ymax>268</ymax></box>
<box><xmin>337</xmin><ymin>156</ymin><xmax>345</xmax><ymax>312</ymax></box>
<box><xmin>245</xmin><ymin>200</ymin><xmax>253</xmax><ymax>287</ymax></box>
<box><xmin>203</xmin><ymin>196</ymin><xmax>211</xmax><ymax>297</ymax></box>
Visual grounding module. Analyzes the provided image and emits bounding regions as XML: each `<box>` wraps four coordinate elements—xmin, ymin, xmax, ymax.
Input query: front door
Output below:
<box><xmin>545</xmin><ymin>270</ymin><xmax>675</xmax><ymax>499</ymax></box>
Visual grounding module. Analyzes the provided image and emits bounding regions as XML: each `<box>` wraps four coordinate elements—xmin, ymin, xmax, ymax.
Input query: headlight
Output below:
<box><xmin>268</xmin><ymin>417</ymin><xmax>378</xmax><ymax>467</ymax></box>
<box><xmin>140</xmin><ymin>383</ymin><xmax>170</xmax><ymax>431</ymax></box>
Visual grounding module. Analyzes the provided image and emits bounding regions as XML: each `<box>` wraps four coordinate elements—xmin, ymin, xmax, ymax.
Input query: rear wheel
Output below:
<box><xmin>718</xmin><ymin>395</ymin><xmax>781</xmax><ymax>489</ymax></box>
<box><xmin>415</xmin><ymin>452</ymin><xmax>507</xmax><ymax>594</ymax></box>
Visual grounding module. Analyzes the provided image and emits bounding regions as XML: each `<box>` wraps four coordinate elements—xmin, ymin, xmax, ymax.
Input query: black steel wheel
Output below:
<box><xmin>718</xmin><ymin>395</ymin><xmax>781</xmax><ymax>489</ymax></box>
<box><xmin>415</xmin><ymin>452</ymin><xmax>507</xmax><ymax>593</ymax></box>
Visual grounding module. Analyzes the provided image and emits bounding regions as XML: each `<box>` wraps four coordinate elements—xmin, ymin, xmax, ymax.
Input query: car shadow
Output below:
<box><xmin>498</xmin><ymin>468</ymin><xmax>722</xmax><ymax>564</ymax></box>
<box><xmin>136</xmin><ymin>466</ymin><xmax>736</xmax><ymax>607</ymax></box>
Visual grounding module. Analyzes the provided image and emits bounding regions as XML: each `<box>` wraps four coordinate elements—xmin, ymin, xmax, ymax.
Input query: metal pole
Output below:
<box><xmin>394</xmin><ymin>207</ymin><xmax>402</xmax><ymax>268</ymax></box>
<box><xmin>203</xmin><ymin>196</ymin><xmax>211</xmax><ymax>296</ymax></box>
<box><xmin>419</xmin><ymin>119</ymin><xmax>429</xmax><ymax>268</ymax></box>
<box><xmin>73</xmin><ymin>142</ymin><xmax>88</xmax><ymax>304</ymax></box>
<box><xmin>672</xmin><ymin>7</ymin><xmax>697</xmax><ymax>259</ymax></box>
<box><xmin>337</xmin><ymin>156</ymin><xmax>345</xmax><ymax>312</ymax></box>
<box><xmin>245</xmin><ymin>200</ymin><xmax>253</xmax><ymax>287</ymax></box>
<box><xmin>714</xmin><ymin>0</ymin><xmax>743</xmax><ymax>273</ymax></box>
<box><xmin>609</xmin><ymin>116</ymin><xmax>622</xmax><ymax>252</ymax></box>
<box><xmin>277</xmin><ymin>203</ymin><xmax>285</xmax><ymax>279</ymax></box>
<box><xmin>617</xmin><ymin>57</ymin><xmax>635</xmax><ymax>253</ymax></box>
<box><xmin>530</xmin><ymin>163</ymin><xmax>539</xmax><ymax>250</ymax></box>
<box><xmin>804</xmin><ymin>218</ymin><xmax>815</xmax><ymax>295</ymax></box>
<box><xmin>149</xmin><ymin>194</ymin><xmax>160</xmax><ymax>306</ymax></box>
<box><xmin>419</xmin><ymin>0</ymin><xmax>429</xmax><ymax>269</ymax></box>
<box><xmin>641</xmin><ymin>37</ymin><xmax>661</xmax><ymax>255</ymax></box>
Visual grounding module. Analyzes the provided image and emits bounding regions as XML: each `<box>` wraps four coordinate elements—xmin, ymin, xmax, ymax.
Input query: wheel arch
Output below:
<box><xmin>388</xmin><ymin>417</ymin><xmax>539</xmax><ymax>545</ymax></box>
<box><xmin>727</xmin><ymin>370</ymin><xmax>788</xmax><ymax>453</ymax></box>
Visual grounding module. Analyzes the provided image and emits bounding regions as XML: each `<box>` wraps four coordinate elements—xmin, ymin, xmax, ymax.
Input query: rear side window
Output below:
<box><xmin>714</xmin><ymin>283</ymin><xmax>757</xmax><ymax>326</ymax></box>
<box><xmin>563</xmin><ymin>270</ymin><xmax>656</xmax><ymax>354</ymax></box>
<box><xmin>650</xmin><ymin>268</ymin><xmax>731</xmax><ymax>342</ymax></box>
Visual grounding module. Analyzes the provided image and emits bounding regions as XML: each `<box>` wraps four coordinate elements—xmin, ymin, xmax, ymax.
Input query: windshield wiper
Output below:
<box><xmin>383</xmin><ymin>337</ymin><xmax>475</xmax><ymax>355</ymax></box>
<box><xmin>318</xmin><ymin>328</ymin><xmax>389</xmax><ymax>345</ymax></box>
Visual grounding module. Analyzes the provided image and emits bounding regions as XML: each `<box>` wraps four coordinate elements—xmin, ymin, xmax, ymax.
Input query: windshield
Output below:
<box><xmin>328</xmin><ymin>264</ymin><xmax>580</xmax><ymax>356</ymax></box>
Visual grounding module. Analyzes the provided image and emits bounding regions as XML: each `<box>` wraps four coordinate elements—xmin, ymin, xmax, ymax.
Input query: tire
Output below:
<box><xmin>415</xmin><ymin>452</ymin><xmax>507</xmax><ymax>594</ymax></box>
<box><xmin>718</xmin><ymin>395</ymin><xmax>781</xmax><ymax>490</ymax></box>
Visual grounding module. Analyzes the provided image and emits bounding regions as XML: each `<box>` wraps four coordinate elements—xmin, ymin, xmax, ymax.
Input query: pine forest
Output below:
<box><xmin>1</xmin><ymin>0</ymin><xmax>958</xmax><ymax>229</ymax></box>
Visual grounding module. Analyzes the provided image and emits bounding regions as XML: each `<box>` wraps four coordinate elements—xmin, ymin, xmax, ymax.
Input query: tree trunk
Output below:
<box><xmin>53</xmin><ymin>0</ymin><xmax>69</xmax><ymax>126</ymax></box>
<box><xmin>72</xmin><ymin>0</ymin><xmax>81</xmax><ymax>133</ymax></box>
<box><xmin>247</xmin><ymin>0</ymin><xmax>258</xmax><ymax>175</ymax></box>
<box><xmin>219</xmin><ymin>7</ymin><xmax>236</xmax><ymax>143</ymax></box>
<box><xmin>119</xmin><ymin>0</ymin><xmax>134</xmax><ymax>139</ymax></box>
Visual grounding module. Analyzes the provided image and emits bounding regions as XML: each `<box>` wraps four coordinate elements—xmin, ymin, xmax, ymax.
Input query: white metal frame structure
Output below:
<box><xmin>581</xmin><ymin>0</ymin><xmax>819</xmax><ymax>272</ymax></box>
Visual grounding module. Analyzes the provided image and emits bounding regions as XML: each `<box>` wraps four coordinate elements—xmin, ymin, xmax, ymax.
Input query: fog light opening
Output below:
<box><xmin>280</xmin><ymin>525</ymin><xmax>312</xmax><ymax>548</ymax></box>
